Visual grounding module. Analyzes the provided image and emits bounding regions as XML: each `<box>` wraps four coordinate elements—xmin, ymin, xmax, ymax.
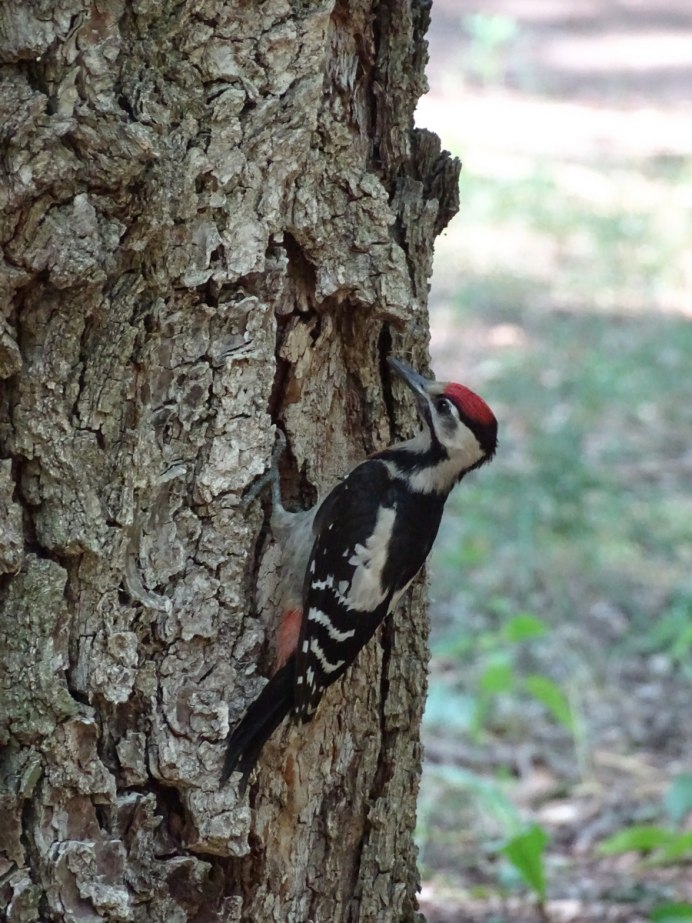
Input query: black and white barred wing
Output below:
<box><xmin>292</xmin><ymin>459</ymin><xmax>397</xmax><ymax>721</ymax></box>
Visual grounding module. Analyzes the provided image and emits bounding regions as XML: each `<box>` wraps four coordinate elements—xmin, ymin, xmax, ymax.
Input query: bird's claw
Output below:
<box><xmin>240</xmin><ymin>429</ymin><xmax>287</xmax><ymax>510</ymax></box>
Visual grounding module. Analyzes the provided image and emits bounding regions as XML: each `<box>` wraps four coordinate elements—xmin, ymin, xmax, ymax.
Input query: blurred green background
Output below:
<box><xmin>416</xmin><ymin>3</ymin><xmax>692</xmax><ymax>921</ymax></box>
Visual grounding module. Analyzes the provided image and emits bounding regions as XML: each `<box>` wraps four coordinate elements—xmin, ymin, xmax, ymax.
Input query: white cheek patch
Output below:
<box><xmin>448</xmin><ymin>424</ymin><xmax>484</xmax><ymax>466</ymax></box>
<box><xmin>430</xmin><ymin>415</ymin><xmax>484</xmax><ymax>467</ymax></box>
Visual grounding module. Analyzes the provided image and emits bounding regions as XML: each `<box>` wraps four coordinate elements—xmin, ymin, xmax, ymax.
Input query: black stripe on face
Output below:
<box><xmin>422</xmin><ymin>404</ymin><xmax>449</xmax><ymax>459</ymax></box>
<box><xmin>463</xmin><ymin>416</ymin><xmax>497</xmax><ymax>460</ymax></box>
<box><xmin>380</xmin><ymin>437</ymin><xmax>448</xmax><ymax>476</ymax></box>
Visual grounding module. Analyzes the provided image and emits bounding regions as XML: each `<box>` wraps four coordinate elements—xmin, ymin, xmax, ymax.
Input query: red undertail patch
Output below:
<box><xmin>275</xmin><ymin>607</ymin><xmax>302</xmax><ymax>672</ymax></box>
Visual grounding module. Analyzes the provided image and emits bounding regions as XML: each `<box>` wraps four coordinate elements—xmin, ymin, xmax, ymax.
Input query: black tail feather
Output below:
<box><xmin>220</xmin><ymin>660</ymin><xmax>294</xmax><ymax>792</ymax></box>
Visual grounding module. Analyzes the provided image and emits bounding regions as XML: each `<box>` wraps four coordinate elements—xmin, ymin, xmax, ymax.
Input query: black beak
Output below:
<box><xmin>387</xmin><ymin>356</ymin><xmax>432</xmax><ymax>417</ymax></box>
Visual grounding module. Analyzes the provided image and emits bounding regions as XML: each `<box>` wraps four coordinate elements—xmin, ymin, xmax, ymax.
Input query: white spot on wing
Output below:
<box><xmin>309</xmin><ymin>638</ymin><xmax>345</xmax><ymax>674</ymax></box>
<box><xmin>312</xmin><ymin>575</ymin><xmax>335</xmax><ymax>592</ymax></box>
<box><xmin>345</xmin><ymin>505</ymin><xmax>397</xmax><ymax>610</ymax></box>
<box><xmin>308</xmin><ymin>607</ymin><xmax>355</xmax><ymax>642</ymax></box>
<box><xmin>310</xmin><ymin>576</ymin><xmax>356</xmax><ymax>611</ymax></box>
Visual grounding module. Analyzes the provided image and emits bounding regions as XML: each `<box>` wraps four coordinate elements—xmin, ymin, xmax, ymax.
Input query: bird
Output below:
<box><xmin>221</xmin><ymin>355</ymin><xmax>497</xmax><ymax>791</ymax></box>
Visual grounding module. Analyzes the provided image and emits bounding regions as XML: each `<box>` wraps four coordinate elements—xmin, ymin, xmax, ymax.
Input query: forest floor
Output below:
<box><xmin>415</xmin><ymin>2</ymin><xmax>692</xmax><ymax>921</ymax></box>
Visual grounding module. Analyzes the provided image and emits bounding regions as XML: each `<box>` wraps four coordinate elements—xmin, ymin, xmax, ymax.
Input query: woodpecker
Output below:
<box><xmin>221</xmin><ymin>356</ymin><xmax>497</xmax><ymax>790</ymax></box>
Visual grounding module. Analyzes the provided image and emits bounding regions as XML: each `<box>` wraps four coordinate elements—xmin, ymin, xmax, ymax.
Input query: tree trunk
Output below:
<box><xmin>0</xmin><ymin>2</ymin><xmax>459</xmax><ymax>921</ymax></box>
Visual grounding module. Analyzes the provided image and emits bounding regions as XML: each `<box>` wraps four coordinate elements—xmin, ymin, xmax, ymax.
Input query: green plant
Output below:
<box><xmin>500</xmin><ymin>824</ymin><xmax>549</xmax><ymax>905</ymax></box>
<box><xmin>650</xmin><ymin>903</ymin><xmax>692</xmax><ymax>922</ymax></box>
<box><xmin>599</xmin><ymin>826</ymin><xmax>692</xmax><ymax>864</ymax></box>
<box><xmin>427</xmin><ymin>611</ymin><xmax>577</xmax><ymax>745</ymax></box>
<box><xmin>417</xmin><ymin>765</ymin><xmax>551</xmax><ymax>904</ymax></box>
<box><xmin>599</xmin><ymin>774</ymin><xmax>692</xmax><ymax>865</ymax></box>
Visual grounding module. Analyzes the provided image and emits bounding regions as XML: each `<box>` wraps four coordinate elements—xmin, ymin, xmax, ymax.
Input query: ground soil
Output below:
<box><xmin>417</xmin><ymin>2</ymin><xmax>692</xmax><ymax>921</ymax></box>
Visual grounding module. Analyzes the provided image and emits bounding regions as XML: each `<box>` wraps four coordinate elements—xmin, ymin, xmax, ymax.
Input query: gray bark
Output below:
<box><xmin>0</xmin><ymin>2</ymin><xmax>459</xmax><ymax>921</ymax></box>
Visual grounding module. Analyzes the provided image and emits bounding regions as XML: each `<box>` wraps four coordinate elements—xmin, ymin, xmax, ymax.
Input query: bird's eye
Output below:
<box><xmin>435</xmin><ymin>397</ymin><xmax>451</xmax><ymax>414</ymax></box>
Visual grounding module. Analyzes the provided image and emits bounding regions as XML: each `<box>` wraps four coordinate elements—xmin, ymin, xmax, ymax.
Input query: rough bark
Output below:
<box><xmin>0</xmin><ymin>2</ymin><xmax>460</xmax><ymax>921</ymax></box>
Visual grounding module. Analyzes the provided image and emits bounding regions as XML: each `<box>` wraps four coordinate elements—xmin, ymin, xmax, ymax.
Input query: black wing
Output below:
<box><xmin>292</xmin><ymin>458</ymin><xmax>444</xmax><ymax>720</ymax></box>
<box><xmin>292</xmin><ymin>459</ymin><xmax>395</xmax><ymax>719</ymax></box>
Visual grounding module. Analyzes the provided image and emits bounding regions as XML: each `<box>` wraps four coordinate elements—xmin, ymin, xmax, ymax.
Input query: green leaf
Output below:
<box><xmin>503</xmin><ymin>613</ymin><xmax>548</xmax><ymax>642</ymax></box>
<box><xmin>658</xmin><ymin>831</ymin><xmax>692</xmax><ymax>862</ymax></box>
<box><xmin>600</xmin><ymin>825</ymin><xmax>692</xmax><ymax>864</ymax></box>
<box><xmin>500</xmin><ymin>824</ymin><xmax>549</xmax><ymax>901</ymax></box>
<box><xmin>523</xmin><ymin>674</ymin><xmax>574</xmax><ymax>730</ymax></box>
<box><xmin>598</xmin><ymin>825</ymin><xmax>676</xmax><ymax>855</ymax></box>
<box><xmin>479</xmin><ymin>657</ymin><xmax>514</xmax><ymax>695</ymax></box>
<box><xmin>665</xmin><ymin>773</ymin><xmax>692</xmax><ymax>825</ymax></box>
<box><xmin>650</xmin><ymin>902</ymin><xmax>692</xmax><ymax>922</ymax></box>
